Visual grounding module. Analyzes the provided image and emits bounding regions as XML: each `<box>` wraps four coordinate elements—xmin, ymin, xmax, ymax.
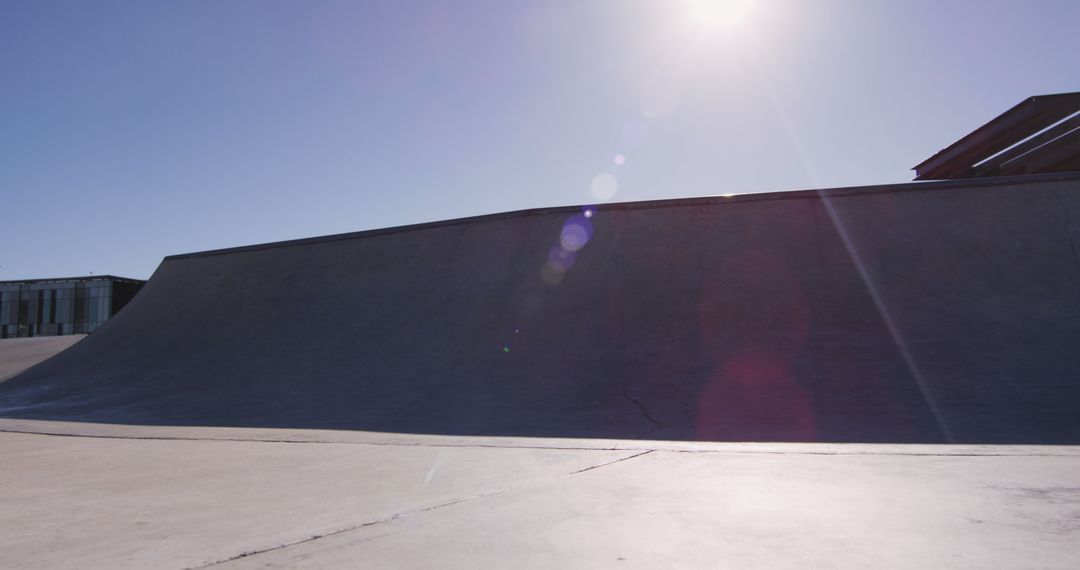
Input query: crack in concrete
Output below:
<box><xmin>620</xmin><ymin>387</ymin><xmax>662</xmax><ymax>438</ymax></box>
<box><xmin>567</xmin><ymin>449</ymin><xmax>653</xmax><ymax>475</ymax></box>
<box><xmin>183</xmin><ymin>450</ymin><xmax>653</xmax><ymax>569</ymax></box>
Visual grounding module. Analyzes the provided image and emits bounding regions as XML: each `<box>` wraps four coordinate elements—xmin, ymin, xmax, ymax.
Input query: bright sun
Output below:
<box><xmin>685</xmin><ymin>0</ymin><xmax>758</xmax><ymax>31</ymax></box>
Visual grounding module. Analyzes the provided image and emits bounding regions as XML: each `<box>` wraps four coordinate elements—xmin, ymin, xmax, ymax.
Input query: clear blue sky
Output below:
<box><xmin>3</xmin><ymin>0</ymin><xmax>1078</xmax><ymax>280</ymax></box>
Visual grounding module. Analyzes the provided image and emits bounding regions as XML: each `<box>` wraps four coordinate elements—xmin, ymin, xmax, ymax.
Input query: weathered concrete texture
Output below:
<box><xmin>0</xmin><ymin>428</ymin><xmax>630</xmax><ymax>569</ymax></box>
<box><xmin>3</xmin><ymin>174</ymin><xmax>1080</xmax><ymax>443</ymax></box>
<box><xmin>0</xmin><ymin>336</ymin><xmax>85</xmax><ymax>383</ymax></box>
<box><xmin>220</xmin><ymin>453</ymin><xmax>1080</xmax><ymax>570</ymax></box>
<box><xmin>1</xmin><ymin>424</ymin><xmax>1078</xmax><ymax>569</ymax></box>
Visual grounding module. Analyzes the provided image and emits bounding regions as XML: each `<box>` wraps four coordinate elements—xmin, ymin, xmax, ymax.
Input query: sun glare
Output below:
<box><xmin>686</xmin><ymin>0</ymin><xmax>757</xmax><ymax>31</ymax></box>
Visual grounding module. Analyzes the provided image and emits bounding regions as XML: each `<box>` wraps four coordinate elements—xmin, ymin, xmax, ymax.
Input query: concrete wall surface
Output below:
<box><xmin>2</xmin><ymin>173</ymin><xmax>1080</xmax><ymax>443</ymax></box>
<box><xmin>0</xmin><ymin>336</ymin><xmax>84</xmax><ymax>383</ymax></box>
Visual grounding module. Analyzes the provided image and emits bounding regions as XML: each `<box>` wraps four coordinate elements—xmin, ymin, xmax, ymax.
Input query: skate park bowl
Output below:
<box><xmin>3</xmin><ymin>172</ymin><xmax>1080</xmax><ymax>444</ymax></box>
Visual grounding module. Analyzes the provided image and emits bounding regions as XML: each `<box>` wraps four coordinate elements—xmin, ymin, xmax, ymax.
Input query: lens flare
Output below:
<box><xmin>590</xmin><ymin>173</ymin><xmax>618</xmax><ymax>201</ymax></box>
<box><xmin>560</xmin><ymin>215</ymin><xmax>594</xmax><ymax>252</ymax></box>
<box><xmin>540</xmin><ymin>262</ymin><xmax>566</xmax><ymax>285</ymax></box>
<box><xmin>547</xmin><ymin>245</ymin><xmax>576</xmax><ymax>271</ymax></box>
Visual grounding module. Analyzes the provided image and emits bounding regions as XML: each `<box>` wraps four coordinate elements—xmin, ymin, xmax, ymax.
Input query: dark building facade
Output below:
<box><xmin>0</xmin><ymin>276</ymin><xmax>145</xmax><ymax>338</ymax></box>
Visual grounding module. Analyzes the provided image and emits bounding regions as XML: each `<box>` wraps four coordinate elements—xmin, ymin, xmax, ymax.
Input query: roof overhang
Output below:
<box><xmin>913</xmin><ymin>92</ymin><xmax>1080</xmax><ymax>181</ymax></box>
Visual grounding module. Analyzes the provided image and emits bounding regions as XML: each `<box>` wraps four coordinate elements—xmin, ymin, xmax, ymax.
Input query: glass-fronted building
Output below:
<box><xmin>0</xmin><ymin>276</ymin><xmax>145</xmax><ymax>338</ymax></box>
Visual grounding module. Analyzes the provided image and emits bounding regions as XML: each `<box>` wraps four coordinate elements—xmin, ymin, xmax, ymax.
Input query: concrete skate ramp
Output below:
<box><xmin>0</xmin><ymin>336</ymin><xmax>85</xmax><ymax>383</ymax></box>
<box><xmin>3</xmin><ymin>173</ymin><xmax>1080</xmax><ymax>443</ymax></box>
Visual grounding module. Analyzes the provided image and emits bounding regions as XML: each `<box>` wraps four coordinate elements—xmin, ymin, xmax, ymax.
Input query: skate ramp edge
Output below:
<box><xmin>3</xmin><ymin>172</ymin><xmax>1080</xmax><ymax>444</ymax></box>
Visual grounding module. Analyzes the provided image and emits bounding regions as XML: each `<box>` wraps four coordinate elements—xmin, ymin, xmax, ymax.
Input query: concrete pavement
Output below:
<box><xmin>2</xmin><ymin>421</ymin><xmax>1078</xmax><ymax>569</ymax></box>
<box><xmin>4</xmin><ymin>174</ymin><xmax>1080</xmax><ymax>567</ymax></box>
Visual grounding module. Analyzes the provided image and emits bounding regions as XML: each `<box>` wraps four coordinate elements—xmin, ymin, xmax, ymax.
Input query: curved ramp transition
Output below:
<box><xmin>3</xmin><ymin>173</ymin><xmax>1080</xmax><ymax>443</ymax></box>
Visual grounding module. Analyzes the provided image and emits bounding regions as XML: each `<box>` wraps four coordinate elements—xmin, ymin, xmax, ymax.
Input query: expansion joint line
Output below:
<box><xmin>183</xmin><ymin>449</ymin><xmax>652</xmax><ymax>569</ymax></box>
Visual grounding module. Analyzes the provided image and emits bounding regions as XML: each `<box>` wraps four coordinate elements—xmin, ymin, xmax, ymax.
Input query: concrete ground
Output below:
<box><xmin>0</xmin><ymin>335</ymin><xmax>84</xmax><ymax>383</ymax></box>
<box><xmin>3</xmin><ymin>177</ymin><xmax>1080</xmax><ymax>567</ymax></box>
<box><xmin>1</xmin><ymin>419</ymin><xmax>1079</xmax><ymax>569</ymax></box>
